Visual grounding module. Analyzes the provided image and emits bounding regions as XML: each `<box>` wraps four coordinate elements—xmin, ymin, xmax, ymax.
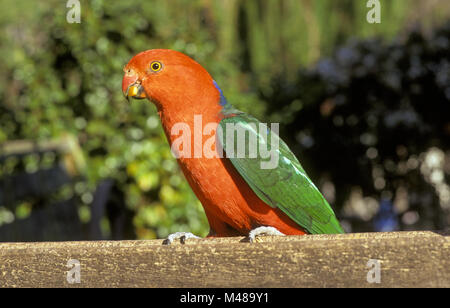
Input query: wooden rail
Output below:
<box><xmin>0</xmin><ymin>231</ymin><xmax>448</xmax><ymax>287</ymax></box>
<box><xmin>0</xmin><ymin>135</ymin><xmax>86</xmax><ymax>176</ymax></box>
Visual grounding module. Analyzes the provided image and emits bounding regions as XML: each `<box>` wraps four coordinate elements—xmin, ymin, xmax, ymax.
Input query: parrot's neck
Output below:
<box><xmin>157</xmin><ymin>80</ymin><xmax>228</xmax><ymax>153</ymax></box>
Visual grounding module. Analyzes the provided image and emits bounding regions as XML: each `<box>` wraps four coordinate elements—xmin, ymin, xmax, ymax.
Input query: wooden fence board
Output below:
<box><xmin>0</xmin><ymin>231</ymin><xmax>448</xmax><ymax>287</ymax></box>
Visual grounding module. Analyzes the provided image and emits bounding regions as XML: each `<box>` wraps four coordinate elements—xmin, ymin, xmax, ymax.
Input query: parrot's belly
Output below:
<box><xmin>177</xmin><ymin>156</ymin><xmax>307</xmax><ymax>236</ymax></box>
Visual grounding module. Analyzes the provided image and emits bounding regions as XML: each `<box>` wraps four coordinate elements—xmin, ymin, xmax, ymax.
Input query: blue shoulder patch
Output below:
<box><xmin>213</xmin><ymin>80</ymin><xmax>228</xmax><ymax>106</ymax></box>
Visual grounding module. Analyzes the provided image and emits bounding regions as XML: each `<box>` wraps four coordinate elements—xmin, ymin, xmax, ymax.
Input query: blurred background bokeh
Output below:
<box><xmin>0</xmin><ymin>0</ymin><xmax>449</xmax><ymax>241</ymax></box>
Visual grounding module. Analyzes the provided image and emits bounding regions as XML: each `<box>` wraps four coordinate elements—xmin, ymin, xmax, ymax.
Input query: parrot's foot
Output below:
<box><xmin>163</xmin><ymin>232</ymin><xmax>200</xmax><ymax>245</ymax></box>
<box><xmin>248</xmin><ymin>226</ymin><xmax>285</xmax><ymax>243</ymax></box>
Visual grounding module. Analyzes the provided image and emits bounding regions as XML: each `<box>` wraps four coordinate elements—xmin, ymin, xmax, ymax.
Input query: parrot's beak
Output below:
<box><xmin>122</xmin><ymin>72</ymin><xmax>146</xmax><ymax>101</ymax></box>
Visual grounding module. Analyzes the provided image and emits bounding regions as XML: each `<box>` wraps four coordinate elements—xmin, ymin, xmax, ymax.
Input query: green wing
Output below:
<box><xmin>218</xmin><ymin>111</ymin><xmax>344</xmax><ymax>234</ymax></box>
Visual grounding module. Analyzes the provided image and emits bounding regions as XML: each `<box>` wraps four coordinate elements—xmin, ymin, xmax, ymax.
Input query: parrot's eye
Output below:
<box><xmin>150</xmin><ymin>61</ymin><xmax>163</xmax><ymax>73</ymax></box>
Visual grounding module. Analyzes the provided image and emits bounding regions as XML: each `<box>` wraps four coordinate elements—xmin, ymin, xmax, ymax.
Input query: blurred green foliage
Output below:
<box><xmin>0</xmin><ymin>0</ymin><xmax>448</xmax><ymax>239</ymax></box>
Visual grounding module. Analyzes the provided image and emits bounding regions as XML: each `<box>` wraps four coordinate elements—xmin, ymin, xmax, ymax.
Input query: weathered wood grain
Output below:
<box><xmin>0</xmin><ymin>231</ymin><xmax>448</xmax><ymax>287</ymax></box>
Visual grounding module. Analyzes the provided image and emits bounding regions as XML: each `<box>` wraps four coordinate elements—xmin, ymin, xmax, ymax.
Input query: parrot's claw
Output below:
<box><xmin>163</xmin><ymin>232</ymin><xmax>200</xmax><ymax>245</ymax></box>
<box><xmin>248</xmin><ymin>226</ymin><xmax>285</xmax><ymax>243</ymax></box>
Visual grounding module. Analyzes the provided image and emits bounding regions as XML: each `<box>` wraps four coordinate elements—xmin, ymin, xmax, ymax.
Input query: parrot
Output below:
<box><xmin>122</xmin><ymin>49</ymin><xmax>344</xmax><ymax>243</ymax></box>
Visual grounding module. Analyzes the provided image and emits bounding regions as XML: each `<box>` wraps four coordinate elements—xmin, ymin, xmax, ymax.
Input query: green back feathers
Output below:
<box><xmin>217</xmin><ymin>112</ymin><xmax>344</xmax><ymax>234</ymax></box>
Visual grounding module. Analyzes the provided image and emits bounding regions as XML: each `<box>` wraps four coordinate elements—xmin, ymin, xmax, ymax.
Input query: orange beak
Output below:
<box><xmin>122</xmin><ymin>73</ymin><xmax>146</xmax><ymax>101</ymax></box>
